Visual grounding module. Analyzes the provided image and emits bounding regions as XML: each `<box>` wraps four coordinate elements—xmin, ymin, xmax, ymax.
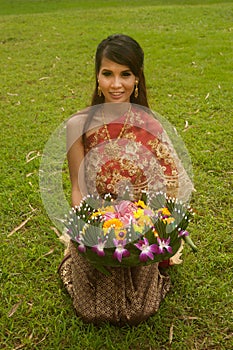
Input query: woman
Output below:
<box><xmin>59</xmin><ymin>34</ymin><xmax>191</xmax><ymax>325</ymax></box>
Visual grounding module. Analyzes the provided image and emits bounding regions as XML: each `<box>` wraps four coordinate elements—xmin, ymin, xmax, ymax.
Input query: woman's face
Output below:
<box><xmin>98</xmin><ymin>57</ymin><xmax>137</xmax><ymax>103</ymax></box>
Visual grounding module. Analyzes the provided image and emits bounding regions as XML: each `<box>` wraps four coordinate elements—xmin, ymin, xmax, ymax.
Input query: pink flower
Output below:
<box><xmin>92</xmin><ymin>238</ymin><xmax>107</xmax><ymax>257</ymax></box>
<box><xmin>114</xmin><ymin>200</ymin><xmax>137</xmax><ymax>226</ymax></box>
<box><xmin>75</xmin><ymin>235</ymin><xmax>86</xmax><ymax>253</ymax></box>
<box><xmin>178</xmin><ymin>230</ymin><xmax>189</xmax><ymax>237</ymax></box>
<box><xmin>113</xmin><ymin>239</ymin><xmax>130</xmax><ymax>262</ymax></box>
<box><xmin>102</xmin><ymin>212</ymin><xmax>116</xmax><ymax>221</ymax></box>
<box><xmin>115</xmin><ymin>200</ymin><xmax>138</xmax><ymax>216</ymax></box>
<box><xmin>101</xmin><ymin>201</ymin><xmax>137</xmax><ymax>227</ymax></box>
<box><xmin>134</xmin><ymin>237</ymin><xmax>159</xmax><ymax>262</ymax></box>
<box><xmin>144</xmin><ymin>208</ymin><xmax>154</xmax><ymax>216</ymax></box>
<box><xmin>119</xmin><ymin>212</ymin><xmax>135</xmax><ymax>226</ymax></box>
<box><xmin>157</xmin><ymin>237</ymin><xmax>172</xmax><ymax>254</ymax></box>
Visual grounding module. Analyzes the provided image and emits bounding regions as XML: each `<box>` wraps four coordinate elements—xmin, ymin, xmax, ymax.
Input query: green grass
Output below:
<box><xmin>0</xmin><ymin>0</ymin><xmax>232</xmax><ymax>349</ymax></box>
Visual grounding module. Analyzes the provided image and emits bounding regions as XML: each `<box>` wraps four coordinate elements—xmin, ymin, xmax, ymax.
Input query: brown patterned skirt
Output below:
<box><xmin>58</xmin><ymin>241</ymin><xmax>171</xmax><ymax>326</ymax></box>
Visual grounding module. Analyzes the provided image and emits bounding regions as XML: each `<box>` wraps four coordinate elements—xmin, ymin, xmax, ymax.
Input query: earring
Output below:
<box><xmin>97</xmin><ymin>80</ymin><xmax>102</xmax><ymax>97</ymax></box>
<box><xmin>134</xmin><ymin>80</ymin><xmax>139</xmax><ymax>98</ymax></box>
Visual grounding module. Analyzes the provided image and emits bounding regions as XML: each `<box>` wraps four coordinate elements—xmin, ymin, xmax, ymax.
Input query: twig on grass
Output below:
<box><xmin>34</xmin><ymin>330</ymin><xmax>48</xmax><ymax>346</ymax></box>
<box><xmin>43</xmin><ymin>248</ymin><xmax>55</xmax><ymax>257</ymax></box>
<box><xmin>8</xmin><ymin>216</ymin><xmax>33</xmax><ymax>237</ymax></box>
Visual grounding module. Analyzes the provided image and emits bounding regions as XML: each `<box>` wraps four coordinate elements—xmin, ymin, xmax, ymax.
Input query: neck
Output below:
<box><xmin>102</xmin><ymin>102</ymin><xmax>131</xmax><ymax>122</ymax></box>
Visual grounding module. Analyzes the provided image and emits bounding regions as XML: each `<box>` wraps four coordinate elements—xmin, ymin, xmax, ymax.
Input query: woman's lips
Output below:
<box><xmin>109</xmin><ymin>92</ymin><xmax>124</xmax><ymax>99</ymax></box>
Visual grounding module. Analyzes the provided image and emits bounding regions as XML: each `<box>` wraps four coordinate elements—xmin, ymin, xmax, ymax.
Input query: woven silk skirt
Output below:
<box><xmin>59</xmin><ymin>241</ymin><xmax>171</xmax><ymax>326</ymax></box>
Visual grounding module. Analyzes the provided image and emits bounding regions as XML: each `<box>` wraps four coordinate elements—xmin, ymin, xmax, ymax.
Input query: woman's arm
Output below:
<box><xmin>66</xmin><ymin>118</ymin><xmax>87</xmax><ymax>207</ymax></box>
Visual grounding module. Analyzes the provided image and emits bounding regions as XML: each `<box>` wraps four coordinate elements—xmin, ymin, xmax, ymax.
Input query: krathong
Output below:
<box><xmin>64</xmin><ymin>191</ymin><xmax>197</xmax><ymax>275</ymax></box>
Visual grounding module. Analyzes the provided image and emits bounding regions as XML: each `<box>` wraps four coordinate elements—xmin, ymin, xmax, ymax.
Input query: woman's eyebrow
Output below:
<box><xmin>100</xmin><ymin>68</ymin><xmax>131</xmax><ymax>72</ymax></box>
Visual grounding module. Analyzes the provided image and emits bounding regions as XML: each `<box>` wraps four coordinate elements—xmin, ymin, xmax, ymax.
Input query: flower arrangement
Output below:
<box><xmin>64</xmin><ymin>192</ymin><xmax>197</xmax><ymax>275</ymax></box>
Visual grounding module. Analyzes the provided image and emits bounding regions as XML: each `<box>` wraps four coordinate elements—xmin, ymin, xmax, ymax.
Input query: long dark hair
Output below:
<box><xmin>91</xmin><ymin>34</ymin><xmax>149</xmax><ymax>108</ymax></box>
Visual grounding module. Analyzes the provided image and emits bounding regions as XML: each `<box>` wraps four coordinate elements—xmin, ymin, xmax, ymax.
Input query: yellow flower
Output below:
<box><xmin>163</xmin><ymin>217</ymin><xmax>175</xmax><ymax>224</ymax></box>
<box><xmin>137</xmin><ymin>215</ymin><xmax>153</xmax><ymax>227</ymax></box>
<box><xmin>91</xmin><ymin>206</ymin><xmax>115</xmax><ymax>219</ymax></box>
<box><xmin>135</xmin><ymin>200</ymin><xmax>146</xmax><ymax>208</ymax></box>
<box><xmin>104</xmin><ymin>206</ymin><xmax>115</xmax><ymax>213</ymax></box>
<box><xmin>153</xmin><ymin>229</ymin><xmax>159</xmax><ymax>237</ymax></box>
<box><xmin>91</xmin><ymin>210</ymin><xmax>103</xmax><ymax>218</ymax></box>
<box><xmin>134</xmin><ymin>208</ymin><xmax>144</xmax><ymax>219</ymax></box>
<box><xmin>158</xmin><ymin>207</ymin><xmax>171</xmax><ymax>216</ymax></box>
<box><xmin>103</xmin><ymin>218</ymin><xmax>123</xmax><ymax>229</ymax></box>
<box><xmin>133</xmin><ymin>224</ymin><xmax>144</xmax><ymax>234</ymax></box>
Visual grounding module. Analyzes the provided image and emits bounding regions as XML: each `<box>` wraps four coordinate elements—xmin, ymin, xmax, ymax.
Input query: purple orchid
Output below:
<box><xmin>113</xmin><ymin>239</ymin><xmax>130</xmax><ymax>262</ymax></box>
<box><xmin>92</xmin><ymin>238</ymin><xmax>107</xmax><ymax>257</ymax></box>
<box><xmin>178</xmin><ymin>230</ymin><xmax>189</xmax><ymax>237</ymax></box>
<box><xmin>157</xmin><ymin>237</ymin><xmax>172</xmax><ymax>254</ymax></box>
<box><xmin>75</xmin><ymin>235</ymin><xmax>86</xmax><ymax>253</ymax></box>
<box><xmin>134</xmin><ymin>237</ymin><xmax>159</xmax><ymax>262</ymax></box>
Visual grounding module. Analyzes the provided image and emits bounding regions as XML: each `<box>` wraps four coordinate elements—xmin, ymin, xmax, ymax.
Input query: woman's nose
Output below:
<box><xmin>111</xmin><ymin>76</ymin><xmax>122</xmax><ymax>88</ymax></box>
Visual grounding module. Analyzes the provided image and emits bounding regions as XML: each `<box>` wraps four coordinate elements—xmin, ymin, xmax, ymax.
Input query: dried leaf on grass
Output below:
<box><xmin>8</xmin><ymin>300</ymin><xmax>23</xmax><ymax>317</ymax></box>
<box><xmin>26</xmin><ymin>150</ymin><xmax>41</xmax><ymax>163</ymax></box>
<box><xmin>169</xmin><ymin>323</ymin><xmax>174</xmax><ymax>345</ymax></box>
<box><xmin>7</xmin><ymin>92</ymin><xmax>19</xmax><ymax>96</ymax></box>
<box><xmin>39</xmin><ymin>76</ymin><xmax>49</xmax><ymax>81</ymax></box>
<box><xmin>13</xmin><ymin>344</ymin><xmax>25</xmax><ymax>350</ymax></box>
<box><xmin>179</xmin><ymin>315</ymin><xmax>200</xmax><ymax>321</ymax></box>
<box><xmin>26</xmin><ymin>301</ymin><xmax>33</xmax><ymax>315</ymax></box>
<box><xmin>224</xmin><ymin>332</ymin><xmax>233</xmax><ymax>340</ymax></box>
<box><xmin>182</xmin><ymin>120</ymin><xmax>195</xmax><ymax>132</ymax></box>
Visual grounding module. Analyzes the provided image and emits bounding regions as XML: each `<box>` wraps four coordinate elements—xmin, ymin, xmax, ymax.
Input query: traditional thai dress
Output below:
<box><xmin>59</xmin><ymin>104</ymin><xmax>192</xmax><ymax>326</ymax></box>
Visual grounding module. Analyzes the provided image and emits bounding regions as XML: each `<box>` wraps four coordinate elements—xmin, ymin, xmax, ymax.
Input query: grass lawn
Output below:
<box><xmin>0</xmin><ymin>0</ymin><xmax>232</xmax><ymax>349</ymax></box>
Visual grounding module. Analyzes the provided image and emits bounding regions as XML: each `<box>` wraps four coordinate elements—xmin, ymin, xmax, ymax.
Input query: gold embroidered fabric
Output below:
<box><xmin>83</xmin><ymin>106</ymin><xmax>193</xmax><ymax>202</ymax></box>
<box><xmin>84</xmin><ymin>108</ymin><xmax>179</xmax><ymax>200</ymax></box>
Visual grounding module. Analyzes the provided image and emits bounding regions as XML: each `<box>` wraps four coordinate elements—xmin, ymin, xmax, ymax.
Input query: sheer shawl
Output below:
<box><xmin>59</xmin><ymin>103</ymin><xmax>193</xmax><ymax>326</ymax></box>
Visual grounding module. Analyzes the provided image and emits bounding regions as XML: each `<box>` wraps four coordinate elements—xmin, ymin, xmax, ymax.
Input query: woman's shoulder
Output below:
<box><xmin>131</xmin><ymin>105</ymin><xmax>164</xmax><ymax>134</ymax></box>
<box><xmin>66</xmin><ymin>108</ymin><xmax>91</xmax><ymax>149</ymax></box>
<box><xmin>66</xmin><ymin>108</ymin><xmax>90</xmax><ymax>129</ymax></box>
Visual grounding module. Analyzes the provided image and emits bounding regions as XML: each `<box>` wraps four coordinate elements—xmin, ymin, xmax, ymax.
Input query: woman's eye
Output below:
<box><xmin>101</xmin><ymin>71</ymin><xmax>132</xmax><ymax>77</ymax></box>
<box><xmin>102</xmin><ymin>71</ymin><xmax>111</xmax><ymax>77</ymax></box>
